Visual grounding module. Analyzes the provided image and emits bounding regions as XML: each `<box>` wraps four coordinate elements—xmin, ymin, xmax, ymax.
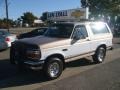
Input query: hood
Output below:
<box><xmin>18</xmin><ymin>36</ymin><xmax>70</xmax><ymax>49</ymax></box>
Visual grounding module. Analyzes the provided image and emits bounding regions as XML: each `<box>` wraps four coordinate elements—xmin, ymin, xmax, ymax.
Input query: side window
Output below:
<box><xmin>73</xmin><ymin>25</ymin><xmax>88</xmax><ymax>40</ymax></box>
<box><xmin>0</xmin><ymin>32</ymin><xmax>3</xmax><ymax>36</ymax></box>
<box><xmin>90</xmin><ymin>23</ymin><xmax>110</xmax><ymax>35</ymax></box>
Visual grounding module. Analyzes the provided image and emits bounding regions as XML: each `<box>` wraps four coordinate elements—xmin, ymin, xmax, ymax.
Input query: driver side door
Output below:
<box><xmin>67</xmin><ymin>25</ymin><xmax>91</xmax><ymax>58</ymax></box>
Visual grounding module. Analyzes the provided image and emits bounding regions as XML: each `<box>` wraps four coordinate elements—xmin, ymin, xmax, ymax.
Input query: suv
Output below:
<box><xmin>10</xmin><ymin>21</ymin><xmax>113</xmax><ymax>79</ymax></box>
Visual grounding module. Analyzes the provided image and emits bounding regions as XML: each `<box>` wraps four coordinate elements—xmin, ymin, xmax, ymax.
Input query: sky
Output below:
<box><xmin>0</xmin><ymin>0</ymin><xmax>81</xmax><ymax>20</ymax></box>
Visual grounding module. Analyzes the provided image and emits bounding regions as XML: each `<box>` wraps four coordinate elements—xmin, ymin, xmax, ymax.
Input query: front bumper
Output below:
<box><xmin>11</xmin><ymin>59</ymin><xmax>45</xmax><ymax>70</ymax></box>
<box><xmin>107</xmin><ymin>46</ymin><xmax>113</xmax><ymax>50</ymax></box>
<box><xmin>23</xmin><ymin>60</ymin><xmax>45</xmax><ymax>70</ymax></box>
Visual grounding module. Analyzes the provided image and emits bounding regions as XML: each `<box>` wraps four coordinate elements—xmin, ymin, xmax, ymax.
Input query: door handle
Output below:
<box><xmin>62</xmin><ymin>49</ymin><xmax>68</xmax><ymax>51</ymax></box>
<box><xmin>86</xmin><ymin>38</ymin><xmax>90</xmax><ymax>41</ymax></box>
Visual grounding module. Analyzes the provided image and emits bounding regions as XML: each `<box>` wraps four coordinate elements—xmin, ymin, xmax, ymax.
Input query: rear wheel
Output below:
<box><xmin>92</xmin><ymin>47</ymin><xmax>106</xmax><ymax>63</ymax></box>
<box><xmin>44</xmin><ymin>57</ymin><xmax>63</xmax><ymax>79</ymax></box>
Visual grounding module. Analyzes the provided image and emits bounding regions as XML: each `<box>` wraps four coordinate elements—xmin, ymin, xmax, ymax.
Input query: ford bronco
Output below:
<box><xmin>10</xmin><ymin>21</ymin><xmax>113</xmax><ymax>79</ymax></box>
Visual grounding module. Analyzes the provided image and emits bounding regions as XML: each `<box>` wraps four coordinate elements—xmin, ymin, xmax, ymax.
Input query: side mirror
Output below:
<box><xmin>73</xmin><ymin>35</ymin><xmax>80</xmax><ymax>40</ymax></box>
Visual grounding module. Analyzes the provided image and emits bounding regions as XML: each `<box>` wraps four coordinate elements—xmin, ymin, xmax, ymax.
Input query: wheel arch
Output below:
<box><xmin>95</xmin><ymin>44</ymin><xmax>107</xmax><ymax>57</ymax></box>
<box><xmin>96</xmin><ymin>44</ymin><xmax>107</xmax><ymax>51</ymax></box>
<box><xmin>44</xmin><ymin>53</ymin><xmax>65</xmax><ymax>68</ymax></box>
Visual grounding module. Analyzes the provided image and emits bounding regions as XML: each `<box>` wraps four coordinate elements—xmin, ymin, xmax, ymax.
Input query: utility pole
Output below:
<box><xmin>81</xmin><ymin>0</ymin><xmax>89</xmax><ymax>19</ymax></box>
<box><xmin>5</xmin><ymin>0</ymin><xmax>9</xmax><ymax>32</ymax></box>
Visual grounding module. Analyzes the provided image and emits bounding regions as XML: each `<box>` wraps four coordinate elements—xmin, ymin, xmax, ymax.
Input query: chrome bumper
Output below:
<box><xmin>107</xmin><ymin>46</ymin><xmax>113</xmax><ymax>50</ymax></box>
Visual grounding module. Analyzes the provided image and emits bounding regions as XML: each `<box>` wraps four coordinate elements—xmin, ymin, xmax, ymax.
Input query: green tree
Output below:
<box><xmin>81</xmin><ymin>0</ymin><xmax>120</xmax><ymax>21</ymax></box>
<box><xmin>40</xmin><ymin>12</ymin><xmax>48</xmax><ymax>21</ymax></box>
<box><xmin>0</xmin><ymin>18</ymin><xmax>15</xmax><ymax>28</ymax></box>
<box><xmin>21</xmin><ymin>12</ymin><xmax>38</xmax><ymax>26</ymax></box>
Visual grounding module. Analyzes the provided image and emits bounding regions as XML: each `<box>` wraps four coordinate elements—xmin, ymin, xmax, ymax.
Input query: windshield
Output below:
<box><xmin>44</xmin><ymin>24</ymin><xmax>74</xmax><ymax>38</ymax></box>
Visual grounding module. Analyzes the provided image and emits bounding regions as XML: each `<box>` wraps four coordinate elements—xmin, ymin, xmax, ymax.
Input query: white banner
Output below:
<box><xmin>47</xmin><ymin>8</ymin><xmax>88</xmax><ymax>21</ymax></box>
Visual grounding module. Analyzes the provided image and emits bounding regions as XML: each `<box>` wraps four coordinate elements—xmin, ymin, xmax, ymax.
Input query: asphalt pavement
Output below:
<box><xmin>37</xmin><ymin>59</ymin><xmax>120</xmax><ymax>90</ymax></box>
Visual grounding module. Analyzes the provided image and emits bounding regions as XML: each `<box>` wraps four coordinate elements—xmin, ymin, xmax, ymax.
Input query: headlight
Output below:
<box><xmin>26</xmin><ymin>49</ymin><xmax>41</xmax><ymax>60</ymax></box>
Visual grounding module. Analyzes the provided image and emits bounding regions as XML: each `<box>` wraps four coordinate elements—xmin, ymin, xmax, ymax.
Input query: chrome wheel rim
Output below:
<box><xmin>98</xmin><ymin>48</ymin><xmax>105</xmax><ymax>62</ymax></box>
<box><xmin>49</xmin><ymin>62</ymin><xmax>59</xmax><ymax>77</ymax></box>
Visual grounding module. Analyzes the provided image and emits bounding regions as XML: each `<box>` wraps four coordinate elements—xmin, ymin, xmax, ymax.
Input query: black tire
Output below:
<box><xmin>92</xmin><ymin>47</ymin><xmax>106</xmax><ymax>63</ymax></box>
<box><xmin>44</xmin><ymin>57</ymin><xmax>63</xmax><ymax>80</ymax></box>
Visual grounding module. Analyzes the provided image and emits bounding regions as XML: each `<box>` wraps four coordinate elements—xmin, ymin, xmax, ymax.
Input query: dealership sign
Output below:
<box><xmin>47</xmin><ymin>8</ymin><xmax>88</xmax><ymax>21</ymax></box>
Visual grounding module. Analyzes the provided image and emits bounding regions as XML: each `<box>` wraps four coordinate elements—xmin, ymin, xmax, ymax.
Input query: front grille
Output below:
<box><xmin>11</xmin><ymin>41</ymin><xmax>39</xmax><ymax>63</ymax></box>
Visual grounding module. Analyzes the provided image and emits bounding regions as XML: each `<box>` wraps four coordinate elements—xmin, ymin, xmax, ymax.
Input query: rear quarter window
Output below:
<box><xmin>90</xmin><ymin>23</ymin><xmax>110</xmax><ymax>35</ymax></box>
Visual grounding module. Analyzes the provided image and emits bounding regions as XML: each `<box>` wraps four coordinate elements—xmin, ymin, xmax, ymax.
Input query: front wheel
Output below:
<box><xmin>44</xmin><ymin>57</ymin><xmax>63</xmax><ymax>80</ymax></box>
<box><xmin>92</xmin><ymin>47</ymin><xmax>106</xmax><ymax>63</ymax></box>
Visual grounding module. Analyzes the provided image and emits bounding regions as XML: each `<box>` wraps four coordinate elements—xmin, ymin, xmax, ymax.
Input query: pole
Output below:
<box><xmin>5</xmin><ymin>0</ymin><xmax>9</xmax><ymax>32</ymax></box>
<box><xmin>86</xmin><ymin>7</ymin><xmax>89</xmax><ymax>19</ymax></box>
<box><xmin>86</xmin><ymin>0</ymin><xmax>89</xmax><ymax>19</ymax></box>
<box><xmin>81</xmin><ymin>0</ymin><xmax>89</xmax><ymax>19</ymax></box>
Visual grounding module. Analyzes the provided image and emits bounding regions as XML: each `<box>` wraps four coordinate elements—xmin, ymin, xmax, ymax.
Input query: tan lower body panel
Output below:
<box><xmin>65</xmin><ymin>52</ymin><xmax>95</xmax><ymax>63</ymax></box>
